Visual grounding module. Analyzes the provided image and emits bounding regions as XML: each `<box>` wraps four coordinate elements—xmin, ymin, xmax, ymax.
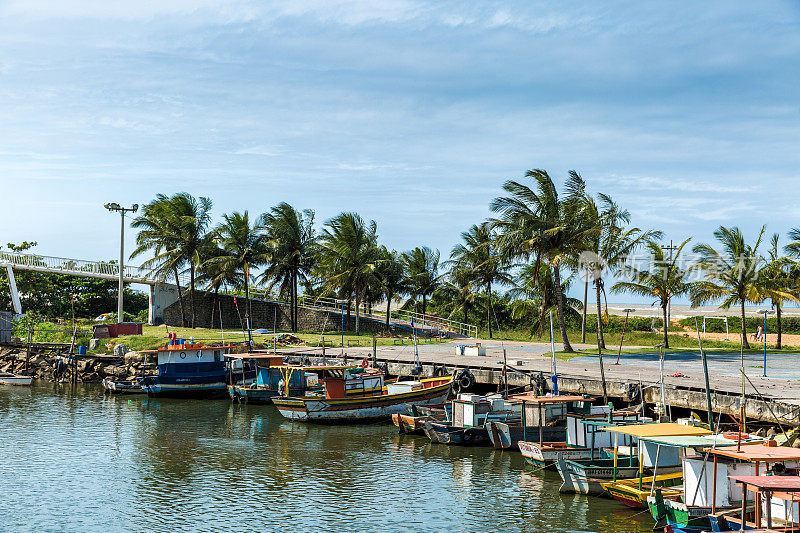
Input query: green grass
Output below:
<box><xmin>87</xmin><ymin>325</ymin><xmax>445</xmax><ymax>354</ymax></box>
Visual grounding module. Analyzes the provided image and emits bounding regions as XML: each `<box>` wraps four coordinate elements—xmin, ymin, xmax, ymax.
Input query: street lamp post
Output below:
<box><xmin>758</xmin><ymin>309</ymin><xmax>774</xmax><ymax>377</ymax></box>
<box><xmin>104</xmin><ymin>203</ymin><xmax>138</xmax><ymax>324</ymax></box>
<box><xmin>615</xmin><ymin>308</ymin><xmax>636</xmax><ymax>364</ymax></box>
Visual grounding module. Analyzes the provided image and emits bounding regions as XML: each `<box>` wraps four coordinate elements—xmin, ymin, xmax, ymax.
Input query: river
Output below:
<box><xmin>0</xmin><ymin>384</ymin><xmax>653</xmax><ymax>532</ymax></box>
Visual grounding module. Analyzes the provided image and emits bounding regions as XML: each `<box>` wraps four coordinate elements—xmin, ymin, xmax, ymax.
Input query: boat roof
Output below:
<box><xmin>636</xmin><ymin>434</ymin><xmax>759</xmax><ymax>448</ymax></box>
<box><xmin>706</xmin><ymin>443</ymin><xmax>800</xmax><ymax>462</ymax></box>
<box><xmin>604</xmin><ymin>423</ymin><xmax>711</xmax><ymax>438</ymax></box>
<box><xmin>729</xmin><ymin>475</ymin><xmax>800</xmax><ymax>491</ymax></box>
<box><xmin>507</xmin><ymin>393</ymin><xmax>586</xmax><ymax>404</ymax></box>
<box><xmin>157</xmin><ymin>343</ymin><xmax>232</xmax><ymax>352</ymax></box>
<box><xmin>225</xmin><ymin>353</ymin><xmax>285</xmax><ymax>360</ymax></box>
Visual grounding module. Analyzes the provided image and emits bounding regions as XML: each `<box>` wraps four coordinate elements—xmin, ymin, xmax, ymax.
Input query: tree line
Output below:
<box><xmin>128</xmin><ymin>170</ymin><xmax>800</xmax><ymax>352</ymax></box>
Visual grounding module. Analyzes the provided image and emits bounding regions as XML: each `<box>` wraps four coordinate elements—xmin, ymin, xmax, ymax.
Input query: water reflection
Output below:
<box><xmin>0</xmin><ymin>384</ymin><xmax>653</xmax><ymax>533</ymax></box>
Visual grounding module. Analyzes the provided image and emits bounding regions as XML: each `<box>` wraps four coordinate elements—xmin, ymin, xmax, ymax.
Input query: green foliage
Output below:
<box><xmin>679</xmin><ymin>315</ymin><xmax>800</xmax><ymax>334</ymax></box>
<box><xmin>0</xmin><ymin>269</ymin><xmax>148</xmax><ymax>319</ymax></box>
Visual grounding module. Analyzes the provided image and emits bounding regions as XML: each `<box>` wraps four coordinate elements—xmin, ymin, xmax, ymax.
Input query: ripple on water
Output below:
<box><xmin>0</xmin><ymin>385</ymin><xmax>652</xmax><ymax>532</ymax></box>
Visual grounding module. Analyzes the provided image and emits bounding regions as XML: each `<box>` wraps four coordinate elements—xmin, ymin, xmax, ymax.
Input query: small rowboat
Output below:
<box><xmin>393</xmin><ymin>404</ymin><xmax>449</xmax><ymax>434</ymax></box>
<box><xmin>102</xmin><ymin>378</ymin><xmax>143</xmax><ymax>394</ymax></box>
<box><xmin>423</xmin><ymin>419</ymin><xmax>491</xmax><ymax>446</ymax></box>
<box><xmin>0</xmin><ymin>372</ymin><xmax>32</xmax><ymax>386</ymax></box>
<box><xmin>518</xmin><ymin>441</ymin><xmax>593</xmax><ymax>469</ymax></box>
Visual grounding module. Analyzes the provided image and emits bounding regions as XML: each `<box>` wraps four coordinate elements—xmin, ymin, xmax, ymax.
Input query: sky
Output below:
<box><xmin>1</xmin><ymin>1</ymin><xmax>799</xmax><ymax>304</ymax></box>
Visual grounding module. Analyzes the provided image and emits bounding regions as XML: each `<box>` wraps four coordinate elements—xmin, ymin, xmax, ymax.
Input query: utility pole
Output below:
<box><xmin>661</xmin><ymin>240</ymin><xmax>678</xmax><ymax>330</ymax></box>
<box><xmin>104</xmin><ymin>203</ymin><xmax>138</xmax><ymax>323</ymax></box>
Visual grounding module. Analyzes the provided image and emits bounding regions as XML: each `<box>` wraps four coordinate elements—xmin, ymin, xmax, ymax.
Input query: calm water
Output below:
<box><xmin>0</xmin><ymin>385</ymin><xmax>652</xmax><ymax>532</ymax></box>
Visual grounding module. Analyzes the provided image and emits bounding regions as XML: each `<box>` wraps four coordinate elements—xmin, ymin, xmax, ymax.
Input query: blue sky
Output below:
<box><xmin>1</xmin><ymin>1</ymin><xmax>799</xmax><ymax>302</ymax></box>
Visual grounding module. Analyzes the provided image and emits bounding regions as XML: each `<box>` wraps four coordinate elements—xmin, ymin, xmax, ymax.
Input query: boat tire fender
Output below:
<box><xmin>360</xmin><ymin>358</ymin><xmax>369</xmax><ymax>368</ymax></box>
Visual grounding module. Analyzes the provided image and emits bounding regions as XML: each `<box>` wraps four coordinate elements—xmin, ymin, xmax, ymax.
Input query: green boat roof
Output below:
<box><xmin>636</xmin><ymin>434</ymin><xmax>760</xmax><ymax>448</ymax></box>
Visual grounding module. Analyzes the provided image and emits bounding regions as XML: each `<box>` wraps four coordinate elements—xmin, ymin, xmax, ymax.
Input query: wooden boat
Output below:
<box><xmin>519</xmin><ymin>441</ymin><xmax>593</xmax><ymax>469</ymax></box>
<box><xmin>0</xmin><ymin>372</ymin><xmax>32</xmax><ymax>386</ymax></box>
<box><xmin>102</xmin><ymin>378</ymin><xmax>143</xmax><ymax>394</ymax></box>
<box><xmin>518</xmin><ymin>403</ymin><xmax>648</xmax><ymax>470</ymax></box>
<box><xmin>273</xmin><ymin>369</ymin><xmax>452</xmax><ymax>423</ymax></box>
<box><xmin>393</xmin><ymin>404</ymin><xmax>449</xmax><ymax>434</ymax></box>
<box><xmin>650</xmin><ymin>440</ymin><xmax>800</xmax><ymax>532</ymax></box>
<box><xmin>139</xmin><ymin>342</ymin><xmax>232</xmax><ymax>398</ymax></box>
<box><xmin>423</xmin><ymin>394</ymin><xmax>521</xmax><ymax>446</ymax></box>
<box><xmin>708</xmin><ymin>475</ymin><xmax>800</xmax><ymax>532</ymax></box>
<box><xmin>488</xmin><ymin>394</ymin><xmax>587</xmax><ymax>450</ymax></box>
<box><xmin>226</xmin><ymin>353</ymin><xmax>343</xmax><ymax>404</ymax></box>
<box><xmin>600</xmin><ymin>471</ymin><xmax>683</xmax><ymax>508</ymax></box>
<box><xmin>557</xmin><ymin>422</ymin><xmax>711</xmax><ymax>495</ymax></box>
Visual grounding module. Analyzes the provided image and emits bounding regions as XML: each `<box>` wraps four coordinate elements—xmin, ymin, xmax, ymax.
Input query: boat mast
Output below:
<box><xmin>694</xmin><ymin>318</ymin><xmax>715</xmax><ymax>432</ymax></box>
<box><xmin>549</xmin><ymin>310</ymin><xmax>558</xmax><ymax>395</ymax></box>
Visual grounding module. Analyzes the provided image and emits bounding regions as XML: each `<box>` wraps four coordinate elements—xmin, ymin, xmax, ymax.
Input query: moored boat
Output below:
<box><xmin>557</xmin><ymin>422</ymin><xmax>711</xmax><ymax>495</ymax></box>
<box><xmin>139</xmin><ymin>342</ymin><xmax>232</xmax><ymax>398</ymax></box>
<box><xmin>600</xmin><ymin>471</ymin><xmax>683</xmax><ymax>508</ymax></box>
<box><xmin>226</xmin><ymin>353</ymin><xmax>343</xmax><ymax>404</ymax></box>
<box><xmin>489</xmin><ymin>394</ymin><xmax>588</xmax><ymax>450</ymax></box>
<box><xmin>273</xmin><ymin>369</ymin><xmax>452</xmax><ymax>423</ymax></box>
<box><xmin>424</xmin><ymin>394</ymin><xmax>521</xmax><ymax>446</ymax></box>
<box><xmin>102</xmin><ymin>378</ymin><xmax>143</xmax><ymax>394</ymax></box>
<box><xmin>0</xmin><ymin>372</ymin><xmax>32</xmax><ymax>386</ymax></box>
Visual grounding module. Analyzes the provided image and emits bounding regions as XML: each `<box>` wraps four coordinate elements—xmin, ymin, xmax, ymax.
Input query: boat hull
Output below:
<box><xmin>392</xmin><ymin>414</ymin><xmax>430</xmax><ymax>435</ymax></box>
<box><xmin>140</xmin><ymin>375</ymin><xmax>228</xmax><ymax>398</ymax></box>
<box><xmin>486</xmin><ymin>422</ymin><xmax>566</xmax><ymax>450</ymax></box>
<box><xmin>273</xmin><ymin>379</ymin><xmax>452</xmax><ymax>423</ymax></box>
<box><xmin>228</xmin><ymin>385</ymin><xmax>309</xmax><ymax>404</ymax></box>
<box><xmin>600</xmin><ymin>472</ymin><xmax>683</xmax><ymax>508</ymax></box>
<box><xmin>0</xmin><ymin>373</ymin><xmax>32</xmax><ymax>386</ymax></box>
<box><xmin>102</xmin><ymin>378</ymin><xmax>143</xmax><ymax>394</ymax></box>
<box><xmin>424</xmin><ymin>420</ymin><xmax>490</xmax><ymax>446</ymax></box>
<box><xmin>518</xmin><ymin>441</ymin><xmax>593</xmax><ymax>469</ymax></box>
<box><xmin>557</xmin><ymin>457</ymin><xmax>681</xmax><ymax>496</ymax></box>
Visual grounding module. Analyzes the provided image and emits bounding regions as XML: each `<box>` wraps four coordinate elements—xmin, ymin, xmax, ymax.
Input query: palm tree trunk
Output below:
<box><xmin>422</xmin><ymin>294</ymin><xmax>427</xmax><ymax>316</ymax></box>
<box><xmin>776</xmin><ymin>302</ymin><xmax>782</xmax><ymax>349</ymax></box>
<box><xmin>552</xmin><ymin>265</ymin><xmax>573</xmax><ymax>353</ymax></box>
<box><xmin>173</xmin><ymin>268</ymin><xmax>186</xmax><ymax>327</ymax></box>
<box><xmin>291</xmin><ymin>269</ymin><xmax>297</xmax><ymax>332</ymax></box>
<box><xmin>581</xmin><ymin>275</ymin><xmax>588</xmax><ymax>343</ymax></box>
<box><xmin>189</xmin><ymin>264</ymin><xmax>196</xmax><ymax>329</ymax></box>
<box><xmin>741</xmin><ymin>299</ymin><xmax>750</xmax><ymax>349</ymax></box>
<box><xmin>595</xmin><ymin>280</ymin><xmax>605</xmax><ymax>350</ymax></box>
<box><xmin>355</xmin><ymin>290</ymin><xmax>361</xmax><ymax>334</ymax></box>
<box><xmin>244</xmin><ymin>273</ymin><xmax>251</xmax><ymax>341</ymax></box>
<box><xmin>662</xmin><ymin>302</ymin><xmax>669</xmax><ymax>349</ymax></box>
<box><xmin>487</xmin><ymin>280</ymin><xmax>492</xmax><ymax>339</ymax></box>
<box><xmin>385</xmin><ymin>293</ymin><xmax>391</xmax><ymax>329</ymax></box>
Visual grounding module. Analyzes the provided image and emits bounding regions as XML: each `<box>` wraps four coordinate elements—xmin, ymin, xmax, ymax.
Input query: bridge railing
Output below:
<box><xmin>297</xmin><ymin>295</ymin><xmax>477</xmax><ymax>338</ymax></box>
<box><xmin>0</xmin><ymin>251</ymin><xmax>188</xmax><ymax>285</ymax></box>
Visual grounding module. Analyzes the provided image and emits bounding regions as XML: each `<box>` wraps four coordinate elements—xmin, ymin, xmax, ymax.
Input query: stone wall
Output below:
<box><xmin>162</xmin><ymin>290</ymin><xmax>408</xmax><ymax>335</ymax></box>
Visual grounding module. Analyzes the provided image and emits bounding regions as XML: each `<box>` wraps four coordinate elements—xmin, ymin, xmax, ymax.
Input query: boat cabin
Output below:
<box><xmin>728</xmin><ymin>474</ymin><xmax>800</xmax><ymax>530</ymax></box>
<box><xmin>567</xmin><ymin>407</ymin><xmax>647</xmax><ymax>448</ymax></box>
<box><xmin>321</xmin><ymin>367</ymin><xmax>384</xmax><ymax>399</ymax></box>
<box><xmin>684</xmin><ymin>442</ymin><xmax>800</xmax><ymax>511</ymax></box>
<box><xmin>156</xmin><ymin>343</ymin><xmax>230</xmax><ymax>377</ymax></box>
<box><xmin>451</xmin><ymin>394</ymin><xmax>521</xmax><ymax>428</ymax></box>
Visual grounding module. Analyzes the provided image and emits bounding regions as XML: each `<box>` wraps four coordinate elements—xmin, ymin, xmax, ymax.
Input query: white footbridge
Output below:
<box><xmin>0</xmin><ymin>251</ymin><xmax>477</xmax><ymax>338</ymax></box>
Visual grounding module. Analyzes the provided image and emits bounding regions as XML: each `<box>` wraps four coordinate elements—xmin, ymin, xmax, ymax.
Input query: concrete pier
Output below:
<box><xmin>282</xmin><ymin>339</ymin><xmax>800</xmax><ymax>426</ymax></box>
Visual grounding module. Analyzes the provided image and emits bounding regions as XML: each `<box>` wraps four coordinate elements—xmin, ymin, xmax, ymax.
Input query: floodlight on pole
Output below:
<box><xmin>105</xmin><ymin>203</ymin><xmax>138</xmax><ymax>324</ymax></box>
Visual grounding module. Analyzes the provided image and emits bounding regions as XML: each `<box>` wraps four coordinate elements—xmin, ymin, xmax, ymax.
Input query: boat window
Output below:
<box><xmin>197</xmin><ymin>351</ymin><xmax>202</xmax><ymax>359</ymax></box>
<box><xmin>214</xmin><ymin>350</ymin><xmax>221</xmax><ymax>362</ymax></box>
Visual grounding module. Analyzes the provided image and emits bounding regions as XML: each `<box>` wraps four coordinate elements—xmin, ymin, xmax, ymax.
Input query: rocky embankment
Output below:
<box><xmin>0</xmin><ymin>345</ymin><xmax>149</xmax><ymax>383</ymax></box>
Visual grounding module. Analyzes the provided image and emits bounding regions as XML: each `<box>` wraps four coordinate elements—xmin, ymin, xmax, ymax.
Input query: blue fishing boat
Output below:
<box><xmin>139</xmin><ymin>342</ymin><xmax>231</xmax><ymax>398</ymax></box>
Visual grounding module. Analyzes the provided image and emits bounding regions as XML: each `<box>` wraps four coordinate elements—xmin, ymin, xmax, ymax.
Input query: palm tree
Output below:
<box><xmin>197</xmin><ymin>241</ymin><xmax>245</xmax><ymax>330</ymax></box>
<box><xmin>611</xmin><ymin>239</ymin><xmax>691</xmax><ymax>349</ymax></box>
<box><xmin>260</xmin><ymin>203</ymin><xmax>316</xmax><ymax>333</ymax></box>
<box><xmin>689</xmin><ymin>226</ymin><xmax>771</xmax><ymax>350</ymax></box>
<box><xmin>374</xmin><ymin>247</ymin><xmax>406</xmax><ymax>329</ymax></box>
<box><xmin>580</xmin><ymin>192</ymin><xmax>661</xmax><ymax>351</ymax></box>
<box><xmin>210</xmin><ymin>211</ymin><xmax>269</xmax><ymax>335</ymax></box>
<box><xmin>508</xmin><ymin>262</ymin><xmax>582</xmax><ymax>338</ymax></box>
<box><xmin>437</xmin><ymin>265</ymin><xmax>480</xmax><ymax>326</ymax></box>
<box><xmin>130</xmin><ymin>193</ymin><xmax>213</xmax><ymax>328</ymax></box>
<box><xmin>490</xmin><ymin>169</ymin><xmax>596</xmax><ymax>352</ymax></box>
<box><xmin>316</xmin><ymin>212</ymin><xmax>381</xmax><ymax>334</ymax></box>
<box><xmin>449</xmin><ymin>222</ymin><xmax>512</xmax><ymax>339</ymax></box>
<box><xmin>758</xmin><ymin>233</ymin><xmax>798</xmax><ymax>349</ymax></box>
<box><xmin>402</xmin><ymin>246</ymin><xmax>442</xmax><ymax>317</ymax></box>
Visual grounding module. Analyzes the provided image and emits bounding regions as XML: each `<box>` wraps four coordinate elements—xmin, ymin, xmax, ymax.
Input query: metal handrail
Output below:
<box><xmin>0</xmin><ymin>251</ymin><xmax>190</xmax><ymax>285</ymax></box>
